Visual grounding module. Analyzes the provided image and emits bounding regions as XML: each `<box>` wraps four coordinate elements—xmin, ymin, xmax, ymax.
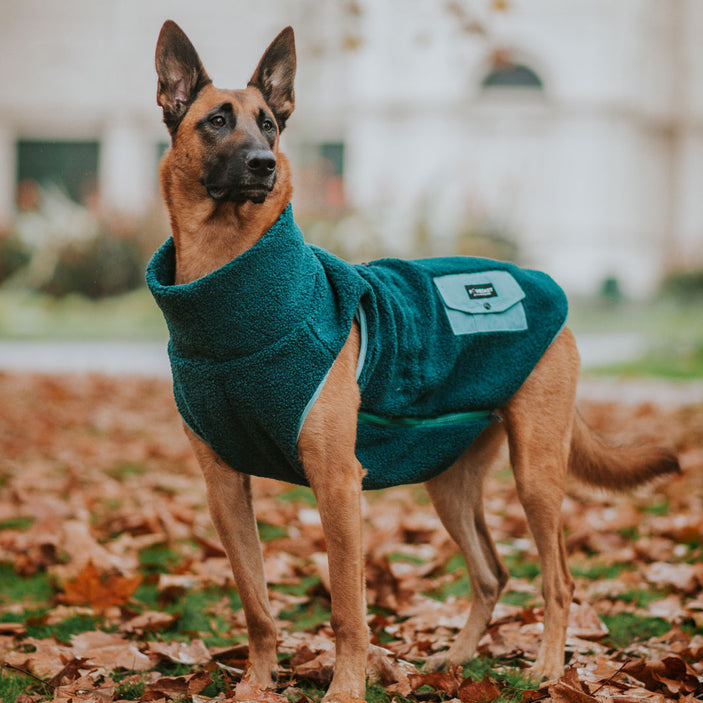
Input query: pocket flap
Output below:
<box><xmin>433</xmin><ymin>271</ymin><xmax>525</xmax><ymax>314</ymax></box>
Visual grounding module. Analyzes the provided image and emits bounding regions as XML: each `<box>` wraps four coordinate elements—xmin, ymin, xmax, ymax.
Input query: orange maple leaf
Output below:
<box><xmin>61</xmin><ymin>561</ymin><xmax>142</xmax><ymax>610</ymax></box>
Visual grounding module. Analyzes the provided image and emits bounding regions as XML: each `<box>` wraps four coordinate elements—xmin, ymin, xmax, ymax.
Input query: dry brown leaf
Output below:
<box><xmin>458</xmin><ymin>675</ymin><xmax>501</xmax><ymax>703</ymax></box>
<box><xmin>644</xmin><ymin>562</ymin><xmax>702</xmax><ymax>594</ymax></box>
<box><xmin>408</xmin><ymin>666</ymin><xmax>462</xmax><ymax>697</ymax></box>
<box><xmin>61</xmin><ymin>560</ymin><xmax>142</xmax><ymax>609</ymax></box>
<box><xmin>3</xmin><ymin>637</ymin><xmax>74</xmax><ymax>679</ymax></box>
<box><xmin>148</xmin><ymin>639</ymin><xmax>212</xmax><ymax>665</ymax></box>
<box><xmin>567</xmin><ymin>601</ymin><xmax>609</xmax><ymax>640</ymax></box>
<box><xmin>145</xmin><ymin>669</ymin><xmax>213</xmax><ymax>698</ymax></box>
<box><xmin>121</xmin><ymin>610</ymin><xmax>178</xmax><ymax>633</ymax></box>
<box><xmin>71</xmin><ymin>630</ymin><xmax>155</xmax><ymax>672</ymax></box>
<box><xmin>234</xmin><ymin>677</ymin><xmax>290</xmax><ymax>702</ymax></box>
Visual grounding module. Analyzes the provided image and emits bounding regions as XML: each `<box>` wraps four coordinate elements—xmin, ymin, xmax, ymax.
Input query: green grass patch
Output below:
<box><xmin>0</xmin><ymin>288</ymin><xmax>167</xmax><ymax>341</ymax></box>
<box><xmin>272</xmin><ymin>575</ymin><xmax>322</xmax><ymax>598</ymax></box>
<box><xmin>427</xmin><ymin>573</ymin><xmax>471</xmax><ymax>601</ymax></box>
<box><xmin>503</xmin><ymin>553</ymin><xmax>541</xmax><ymax>581</ymax></box>
<box><xmin>613</xmin><ymin>589</ymin><xmax>669</xmax><ymax>608</ymax></box>
<box><xmin>500</xmin><ymin>590</ymin><xmax>535</xmax><ymax>607</ymax></box>
<box><xmin>1</xmin><ymin>609</ymin><xmax>101</xmax><ymax>641</ymax></box>
<box><xmin>569</xmin><ymin>298</ymin><xmax>703</xmax><ymax>378</ymax></box>
<box><xmin>601</xmin><ymin>612</ymin><xmax>671</xmax><ymax>649</ymax></box>
<box><xmin>642</xmin><ymin>500</ymin><xmax>670</xmax><ymax>516</ymax></box>
<box><xmin>257</xmin><ymin>521</ymin><xmax>288</xmax><ymax>541</ymax></box>
<box><xmin>30</xmin><ymin>613</ymin><xmax>101</xmax><ymax>641</ymax></box>
<box><xmin>115</xmin><ymin>677</ymin><xmax>146</xmax><ymax>701</ymax></box>
<box><xmin>462</xmin><ymin>659</ymin><xmax>540</xmax><ymax>703</ymax></box>
<box><xmin>278</xmin><ymin>485</ymin><xmax>316</xmax><ymax>506</ymax></box>
<box><xmin>134</xmin><ymin>583</ymin><xmax>242</xmax><ymax>645</ymax></box>
<box><xmin>0</xmin><ymin>563</ymin><xmax>53</xmax><ymax>606</ymax></box>
<box><xmin>0</xmin><ymin>517</ymin><xmax>34</xmax><ymax>531</ymax></box>
<box><xmin>106</xmin><ymin>462</ymin><xmax>150</xmax><ymax>480</ymax></box>
<box><xmin>0</xmin><ymin>667</ymin><xmax>51</xmax><ymax>703</ymax></box>
<box><xmin>170</xmin><ymin>588</ymin><xmax>242</xmax><ymax>645</ymax></box>
<box><xmin>138</xmin><ymin>544</ymin><xmax>184</xmax><ymax>575</ymax></box>
<box><xmin>278</xmin><ymin>599</ymin><xmax>331</xmax><ymax>631</ymax></box>
<box><xmin>387</xmin><ymin>552</ymin><xmax>426</xmax><ymax>565</ymax></box>
<box><xmin>443</xmin><ymin>553</ymin><xmax>465</xmax><ymax>573</ymax></box>
<box><xmin>571</xmin><ymin>562</ymin><xmax>632</xmax><ymax>580</ymax></box>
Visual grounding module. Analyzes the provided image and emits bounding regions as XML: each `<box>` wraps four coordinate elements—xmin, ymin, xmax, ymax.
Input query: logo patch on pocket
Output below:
<box><xmin>466</xmin><ymin>283</ymin><xmax>497</xmax><ymax>300</ymax></box>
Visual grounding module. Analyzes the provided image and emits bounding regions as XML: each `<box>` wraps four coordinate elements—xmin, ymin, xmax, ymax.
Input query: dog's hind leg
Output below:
<box><xmin>501</xmin><ymin>328</ymin><xmax>580</xmax><ymax>680</ymax></box>
<box><xmin>187</xmin><ymin>430</ymin><xmax>279</xmax><ymax>690</ymax></box>
<box><xmin>423</xmin><ymin>422</ymin><xmax>510</xmax><ymax>671</ymax></box>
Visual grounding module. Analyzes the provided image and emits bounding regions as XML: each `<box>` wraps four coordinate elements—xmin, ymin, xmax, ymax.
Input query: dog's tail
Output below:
<box><xmin>568</xmin><ymin>411</ymin><xmax>680</xmax><ymax>490</ymax></box>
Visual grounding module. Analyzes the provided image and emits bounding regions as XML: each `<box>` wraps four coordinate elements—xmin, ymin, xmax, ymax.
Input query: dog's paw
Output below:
<box><xmin>422</xmin><ymin>652</ymin><xmax>451</xmax><ymax>672</ymax></box>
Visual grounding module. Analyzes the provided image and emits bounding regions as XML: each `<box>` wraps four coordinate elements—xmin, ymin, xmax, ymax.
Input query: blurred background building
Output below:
<box><xmin>1</xmin><ymin>0</ymin><xmax>702</xmax><ymax>298</ymax></box>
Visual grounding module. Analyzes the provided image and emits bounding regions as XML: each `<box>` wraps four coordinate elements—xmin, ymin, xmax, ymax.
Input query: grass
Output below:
<box><xmin>0</xmin><ymin>287</ymin><xmax>166</xmax><ymax>341</ymax></box>
<box><xmin>1</xmin><ymin>290</ymin><xmax>702</xmax><ymax>378</ymax></box>
<box><xmin>601</xmin><ymin>612</ymin><xmax>671</xmax><ymax>649</ymax></box>
<box><xmin>569</xmin><ymin>297</ymin><xmax>703</xmax><ymax>378</ymax></box>
<box><xmin>0</xmin><ymin>564</ymin><xmax>53</xmax><ymax>606</ymax></box>
<box><xmin>0</xmin><ymin>668</ymin><xmax>50</xmax><ymax>702</ymax></box>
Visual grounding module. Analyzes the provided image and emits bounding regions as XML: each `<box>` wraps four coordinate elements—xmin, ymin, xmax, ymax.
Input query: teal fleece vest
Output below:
<box><xmin>146</xmin><ymin>205</ymin><xmax>568</xmax><ymax>490</ymax></box>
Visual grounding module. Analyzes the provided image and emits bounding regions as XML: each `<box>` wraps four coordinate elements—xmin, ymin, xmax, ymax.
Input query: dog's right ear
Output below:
<box><xmin>248</xmin><ymin>27</ymin><xmax>296</xmax><ymax>131</ymax></box>
<box><xmin>155</xmin><ymin>20</ymin><xmax>211</xmax><ymax>136</ymax></box>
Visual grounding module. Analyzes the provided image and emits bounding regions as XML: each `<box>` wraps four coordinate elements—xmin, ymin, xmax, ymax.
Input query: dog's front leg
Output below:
<box><xmin>186</xmin><ymin>429</ymin><xmax>279</xmax><ymax>689</ymax></box>
<box><xmin>298</xmin><ymin>329</ymin><xmax>368</xmax><ymax>703</ymax></box>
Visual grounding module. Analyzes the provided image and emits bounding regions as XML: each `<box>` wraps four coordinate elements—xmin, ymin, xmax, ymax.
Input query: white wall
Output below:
<box><xmin>0</xmin><ymin>0</ymin><xmax>701</xmax><ymax>297</ymax></box>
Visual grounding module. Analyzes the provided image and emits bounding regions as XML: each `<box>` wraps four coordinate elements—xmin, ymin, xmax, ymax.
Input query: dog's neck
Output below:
<box><xmin>160</xmin><ymin>152</ymin><xmax>294</xmax><ymax>285</ymax></box>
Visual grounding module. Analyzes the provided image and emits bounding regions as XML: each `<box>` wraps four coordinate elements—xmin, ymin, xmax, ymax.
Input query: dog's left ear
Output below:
<box><xmin>156</xmin><ymin>20</ymin><xmax>212</xmax><ymax>136</ymax></box>
<box><xmin>248</xmin><ymin>27</ymin><xmax>296</xmax><ymax>131</ymax></box>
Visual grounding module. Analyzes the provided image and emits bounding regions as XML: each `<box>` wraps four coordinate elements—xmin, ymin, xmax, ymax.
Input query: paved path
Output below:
<box><xmin>0</xmin><ymin>334</ymin><xmax>700</xmax><ymax>406</ymax></box>
<box><xmin>0</xmin><ymin>340</ymin><xmax>170</xmax><ymax>377</ymax></box>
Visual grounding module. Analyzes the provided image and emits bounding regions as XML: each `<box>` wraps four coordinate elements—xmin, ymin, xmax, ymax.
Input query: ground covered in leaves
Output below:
<box><xmin>0</xmin><ymin>372</ymin><xmax>701</xmax><ymax>702</ymax></box>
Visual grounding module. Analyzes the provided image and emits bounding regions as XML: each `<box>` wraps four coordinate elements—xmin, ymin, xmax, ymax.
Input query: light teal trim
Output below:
<box><xmin>358</xmin><ymin>408</ymin><xmax>495</xmax><ymax>428</ymax></box>
<box><xmin>296</xmin><ymin>366</ymin><xmax>332</xmax><ymax>441</ymax></box>
<box><xmin>297</xmin><ymin>305</ymin><xmax>368</xmax><ymax>442</ymax></box>
<box><xmin>355</xmin><ymin>304</ymin><xmax>368</xmax><ymax>382</ymax></box>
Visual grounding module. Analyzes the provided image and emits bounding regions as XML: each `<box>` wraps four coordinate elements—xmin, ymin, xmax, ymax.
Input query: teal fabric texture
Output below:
<box><xmin>147</xmin><ymin>204</ymin><xmax>568</xmax><ymax>490</ymax></box>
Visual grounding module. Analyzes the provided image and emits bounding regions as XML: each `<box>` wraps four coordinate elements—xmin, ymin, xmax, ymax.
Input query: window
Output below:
<box><xmin>481</xmin><ymin>63</ymin><xmax>543</xmax><ymax>90</ymax></box>
<box><xmin>319</xmin><ymin>142</ymin><xmax>345</xmax><ymax>177</ymax></box>
<box><xmin>17</xmin><ymin>140</ymin><xmax>99</xmax><ymax>205</ymax></box>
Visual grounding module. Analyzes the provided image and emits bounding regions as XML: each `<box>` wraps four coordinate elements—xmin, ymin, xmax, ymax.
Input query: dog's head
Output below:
<box><xmin>155</xmin><ymin>21</ymin><xmax>296</xmax><ymax>205</ymax></box>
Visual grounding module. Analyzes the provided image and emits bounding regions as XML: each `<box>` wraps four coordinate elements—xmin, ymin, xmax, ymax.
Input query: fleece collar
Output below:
<box><xmin>146</xmin><ymin>204</ymin><xmax>323</xmax><ymax>360</ymax></box>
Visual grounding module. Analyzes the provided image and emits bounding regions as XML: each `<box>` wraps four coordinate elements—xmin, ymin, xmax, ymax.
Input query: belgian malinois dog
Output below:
<box><xmin>152</xmin><ymin>21</ymin><xmax>679</xmax><ymax>702</ymax></box>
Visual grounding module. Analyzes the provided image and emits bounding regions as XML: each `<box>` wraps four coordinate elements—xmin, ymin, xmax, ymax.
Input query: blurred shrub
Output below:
<box><xmin>38</xmin><ymin>232</ymin><xmax>144</xmax><ymax>299</ymax></box>
<box><xmin>661</xmin><ymin>269</ymin><xmax>703</xmax><ymax>301</ymax></box>
<box><xmin>5</xmin><ymin>184</ymin><xmax>167</xmax><ymax>299</ymax></box>
<box><xmin>0</xmin><ymin>234</ymin><xmax>31</xmax><ymax>283</ymax></box>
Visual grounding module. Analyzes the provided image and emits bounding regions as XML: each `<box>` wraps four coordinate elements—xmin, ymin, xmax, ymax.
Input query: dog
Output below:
<box><xmin>149</xmin><ymin>21</ymin><xmax>680</xmax><ymax>702</ymax></box>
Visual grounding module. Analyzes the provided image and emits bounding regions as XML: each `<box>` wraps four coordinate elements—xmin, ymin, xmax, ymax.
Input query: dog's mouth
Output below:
<box><xmin>205</xmin><ymin>184</ymin><xmax>273</xmax><ymax>204</ymax></box>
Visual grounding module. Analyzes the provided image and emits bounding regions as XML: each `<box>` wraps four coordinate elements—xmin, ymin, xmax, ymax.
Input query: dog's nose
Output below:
<box><xmin>246</xmin><ymin>150</ymin><xmax>276</xmax><ymax>177</ymax></box>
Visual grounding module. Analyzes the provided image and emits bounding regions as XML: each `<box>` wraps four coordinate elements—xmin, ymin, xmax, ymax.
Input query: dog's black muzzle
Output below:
<box><xmin>203</xmin><ymin>147</ymin><xmax>277</xmax><ymax>204</ymax></box>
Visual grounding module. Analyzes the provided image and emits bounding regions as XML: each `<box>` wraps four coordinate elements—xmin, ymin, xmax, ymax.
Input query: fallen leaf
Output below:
<box><xmin>235</xmin><ymin>677</ymin><xmax>290</xmax><ymax>702</ymax></box>
<box><xmin>61</xmin><ymin>560</ymin><xmax>142</xmax><ymax>609</ymax></box>
<box><xmin>408</xmin><ymin>667</ymin><xmax>462</xmax><ymax>697</ymax></box>
<box><xmin>458</xmin><ymin>675</ymin><xmax>501</xmax><ymax>703</ymax></box>
<box><xmin>71</xmin><ymin>630</ymin><xmax>155</xmax><ymax>672</ymax></box>
<box><xmin>148</xmin><ymin>639</ymin><xmax>212</xmax><ymax>665</ymax></box>
<box><xmin>121</xmin><ymin>609</ymin><xmax>178</xmax><ymax>633</ymax></box>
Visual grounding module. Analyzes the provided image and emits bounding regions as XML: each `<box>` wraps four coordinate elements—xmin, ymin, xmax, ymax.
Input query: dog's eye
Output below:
<box><xmin>261</xmin><ymin>119</ymin><xmax>275</xmax><ymax>132</ymax></box>
<box><xmin>210</xmin><ymin>115</ymin><xmax>226</xmax><ymax>128</ymax></box>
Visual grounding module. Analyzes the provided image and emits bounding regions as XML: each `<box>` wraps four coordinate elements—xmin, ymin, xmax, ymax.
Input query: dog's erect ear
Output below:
<box><xmin>155</xmin><ymin>20</ymin><xmax>212</xmax><ymax>136</ymax></box>
<box><xmin>248</xmin><ymin>27</ymin><xmax>296</xmax><ymax>131</ymax></box>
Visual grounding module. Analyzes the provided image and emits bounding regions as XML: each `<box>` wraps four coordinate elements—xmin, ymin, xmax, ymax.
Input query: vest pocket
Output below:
<box><xmin>433</xmin><ymin>271</ymin><xmax>528</xmax><ymax>335</ymax></box>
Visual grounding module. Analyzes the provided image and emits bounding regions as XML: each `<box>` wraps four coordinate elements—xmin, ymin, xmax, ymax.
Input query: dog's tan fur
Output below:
<box><xmin>155</xmin><ymin>22</ymin><xmax>680</xmax><ymax>702</ymax></box>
